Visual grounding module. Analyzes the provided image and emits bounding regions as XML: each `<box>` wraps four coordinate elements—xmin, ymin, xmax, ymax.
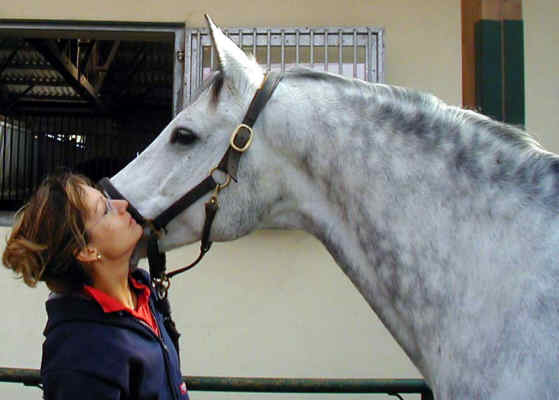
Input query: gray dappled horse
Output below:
<box><xmin>111</xmin><ymin>17</ymin><xmax>559</xmax><ymax>400</ymax></box>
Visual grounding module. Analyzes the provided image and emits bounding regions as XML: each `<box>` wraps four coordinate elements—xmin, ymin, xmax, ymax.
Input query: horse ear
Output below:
<box><xmin>205</xmin><ymin>15</ymin><xmax>264</xmax><ymax>93</ymax></box>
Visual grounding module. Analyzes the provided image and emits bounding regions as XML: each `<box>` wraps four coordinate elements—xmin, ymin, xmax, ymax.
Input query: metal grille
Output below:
<box><xmin>0</xmin><ymin>113</ymin><xmax>161</xmax><ymax>208</ymax></box>
<box><xmin>184</xmin><ymin>26</ymin><xmax>384</xmax><ymax>102</ymax></box>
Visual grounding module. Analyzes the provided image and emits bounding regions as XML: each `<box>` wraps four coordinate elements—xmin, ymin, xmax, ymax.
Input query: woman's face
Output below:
<box><xmin>81</xmin><ymin>184</ymin><xmax>143</xmax><ymax>261</ymax></box>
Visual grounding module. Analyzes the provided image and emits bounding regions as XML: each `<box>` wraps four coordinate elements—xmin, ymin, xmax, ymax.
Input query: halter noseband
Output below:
<box><xmin>99</xmin><ymin>72</ymin><xmax>283</xmax><ymax>299</ymax></box>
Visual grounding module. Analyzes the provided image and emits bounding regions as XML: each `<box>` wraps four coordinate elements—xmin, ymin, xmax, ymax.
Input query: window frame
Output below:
<box><xmin>183</xmin><ymin>25</ymin><xmax>385</xmax><ymax>104</ymax></box>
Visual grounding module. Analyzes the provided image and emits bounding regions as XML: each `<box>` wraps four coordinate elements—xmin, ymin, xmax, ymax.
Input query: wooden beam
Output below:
<box><xmin>78</xmin><ymin>39</ymin><xmax>96</xmax><ymax>76</ymax></box>
<box><xmin>94</xmin><ymin>40</ymin><xmax>120</xmax><ymax>92</ymax></box>
<box><xmin>462</xmin><ymin>0</ymin><xmax>482</xmax><ymax>109</ymax></box>
<box><xmin>26</xmin><ymin>39</ymin><xmax>107</xmax><ymax>112</ymax></box>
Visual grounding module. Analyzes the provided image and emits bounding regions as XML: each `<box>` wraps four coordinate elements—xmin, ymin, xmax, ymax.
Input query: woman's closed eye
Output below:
<box><xmin>103</xmin><ymin>192</ymin><xmax>114</xmax><ymax>216</ymax></box>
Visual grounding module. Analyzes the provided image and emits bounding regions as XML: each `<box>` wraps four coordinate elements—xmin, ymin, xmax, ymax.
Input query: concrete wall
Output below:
<box><xmin>523</xmin><ymin>0</ymin><xmax>559</xmax><ymax>152</ymax></box>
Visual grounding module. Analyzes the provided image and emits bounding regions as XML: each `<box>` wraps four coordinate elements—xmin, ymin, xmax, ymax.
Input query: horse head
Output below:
<box><xmin>111</xmin><ymin>16</ymin><xmax>289</xmax><ymax>252</ymax></box>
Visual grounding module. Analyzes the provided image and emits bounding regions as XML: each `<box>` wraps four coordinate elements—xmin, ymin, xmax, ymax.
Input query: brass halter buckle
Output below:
<box><xmin>230</xmin><ymin>123</ymin><xmax>254</xmax><ymax>152</ymax></box>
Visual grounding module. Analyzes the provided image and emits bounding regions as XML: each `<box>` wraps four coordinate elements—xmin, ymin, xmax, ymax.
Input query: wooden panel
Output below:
<box><xmin>482</xmin><ymin>0</ymin><xmax>522</xmax><ymax>20</ymax></box>
<box><xmin>462</xmin><ymin>0</ymin><xmax>481</xmax><ymax>108</ymax></box>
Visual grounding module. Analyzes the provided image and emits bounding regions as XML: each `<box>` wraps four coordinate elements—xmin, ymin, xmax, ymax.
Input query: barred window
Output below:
<box><xmin>184</xmin><ymin>26</ymin><xmax>384</xmax><ymax>102</ymax></box>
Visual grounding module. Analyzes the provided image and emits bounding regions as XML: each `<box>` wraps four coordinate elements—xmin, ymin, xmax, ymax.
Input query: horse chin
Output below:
<box><xmin>157</xmin><ymin>231</ymin><xmax>198</xmax><ymax>253</ymax></box>
<box><xmin>129</xmin><ymin>236</ymin><xmax>148</xmax><ymax>267</ymax></box>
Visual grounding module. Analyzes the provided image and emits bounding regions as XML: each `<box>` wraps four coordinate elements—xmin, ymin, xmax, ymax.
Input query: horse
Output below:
<box><xmin>110</xmin><ymin>16</ymin><xmax>559</xmax><ymax>400</ymax></box>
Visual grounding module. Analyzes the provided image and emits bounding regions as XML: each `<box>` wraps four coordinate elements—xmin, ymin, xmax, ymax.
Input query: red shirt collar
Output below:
<box><xmin>83</xmin><ymin>276</ymin><xmax>151</xmax><ymax>314</ymax></box>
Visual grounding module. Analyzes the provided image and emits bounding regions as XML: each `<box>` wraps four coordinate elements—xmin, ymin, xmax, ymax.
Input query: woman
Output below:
<box><xmin>2</xmin><ymin>172</ymin><xmax>189</xmax><ymax>400</ymax></box>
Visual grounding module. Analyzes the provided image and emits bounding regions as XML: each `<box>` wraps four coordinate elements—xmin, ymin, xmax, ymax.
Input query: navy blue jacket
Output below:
<box><xmin>40</xmin><ymin>269</ymin><xmax>188</xmax><ymax>400</ymax></box>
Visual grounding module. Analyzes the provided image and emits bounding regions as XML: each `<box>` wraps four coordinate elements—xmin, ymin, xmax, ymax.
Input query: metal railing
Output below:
<box><xmin>184</xmin><ymin>26</ymin><xmax>384</xmax><ymax>103</ymax></box>
<box><xmin>0</xmin><ymin>112</ymin><xmax>163</xmax><ymax>209</ymax></box>
<box><xmin>0</xmin><ymin>367</ymin><xmax>433</xmax><ymax>399</ymax></box>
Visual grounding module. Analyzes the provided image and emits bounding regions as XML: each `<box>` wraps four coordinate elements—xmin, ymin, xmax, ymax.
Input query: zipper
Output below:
<box><xmin>148</xmin><ymin>303</ymin><xmax>181</xmax><ymax>400</ymax></box>
<box><xmin>115</xmin><ymin>311</ymin><xmax>180</xmax><ymax>400</ymax></box>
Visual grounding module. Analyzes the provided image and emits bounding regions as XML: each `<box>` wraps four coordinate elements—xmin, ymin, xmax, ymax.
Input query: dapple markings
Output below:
<box><xmin>112</xmin><ymin>16</ymin><xmax>559</xmax><ymax>399</ymax></box>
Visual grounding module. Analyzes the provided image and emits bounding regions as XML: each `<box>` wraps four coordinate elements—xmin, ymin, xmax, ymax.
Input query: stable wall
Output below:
<box><xmin>523</xmin><ymin>0</ymin><xmax>559</xmax><ymax>152</ymax></box>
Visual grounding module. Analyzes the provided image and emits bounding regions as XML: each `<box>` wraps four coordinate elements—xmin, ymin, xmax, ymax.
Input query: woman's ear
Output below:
<box><xmin>75</xmin><ymin>246</ymin><xmax>98</xmax><ymax>264</ymax></box>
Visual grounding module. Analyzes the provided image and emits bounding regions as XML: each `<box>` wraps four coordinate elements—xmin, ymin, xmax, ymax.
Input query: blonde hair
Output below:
<box><xmin>2</xmin><ymin>172</ymin><xmax>93</xmax><ymax>293</ymax></box>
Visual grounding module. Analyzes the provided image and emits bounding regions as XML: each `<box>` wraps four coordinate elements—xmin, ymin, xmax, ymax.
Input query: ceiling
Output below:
<box><xmin>0</xmin><ymin>36</ymin><xmax>174</xmax><ymax>115</ymax></box>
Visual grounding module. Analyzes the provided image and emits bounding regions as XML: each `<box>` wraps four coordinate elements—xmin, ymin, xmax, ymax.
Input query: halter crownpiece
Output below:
<box><xmin>98</xmin><ymin>71</ymin><xmax>283</xmax><ymax>297</ymax></box>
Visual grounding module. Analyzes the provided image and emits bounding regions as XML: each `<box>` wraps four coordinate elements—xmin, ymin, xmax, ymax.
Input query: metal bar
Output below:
<box><xmin>0</xmin><ymin>20</ymin><xmax>183</xmax><ymax>37</ymax></box>
<box><xmin>197</xmin><ymin>31</ymin><xmax>202</xmax><ymax>90</ymax></box>
<box><xmin>295</xmin><ymin>29</ymin><xmax>300</xmax><ymax>65</ymax></box>
<box><xmin>324</xmin><ymin>30</ymin><xmax>328</xmax><ymax>71</ymax></box>
<box><xmin>184</xmin><ymin>30</ymin><xmax>192</xmax><ymax>104</ymax></box>
<box><xmin>32</xmin><ymin>115</ymin><xmax>40</xmax><ymax>188</ymax></box>
<box><xmin>57</xmin><ymin>115</ymin><xmax>62</xmax><ymax>172</ymax></box>
<box><xmin>49</xmin><ymin>116</ymin><xmax>55</xmax><ymax>175</ymax></box>
<box><xmin>266</xmin><ymin>30</ymin><xmax>271</xmax><ymax>71</ymax></box>
<box><xmin>8</xmin><ymin>116</ymin><xmax>15</xmax><ymax>200</ymax></box>
<box><xmin>370</xmin><ymin>30</ymin><xmax>377</xmax><ymax>83</ymax></box>
<box><xmin>378</xmin><ymin>29</ymin><xmax>385</xmax><ymax>83</ymax></box>
<box><xmin>353</xmin><ymin>30</ymin><xmax>358</xmax><ymax>78</ymax></box>
<box><xmin>365</xmin><ymin>31</ymin><xmax>370</xmax><ymax>81</ymax></box>
<box><xmin>173</xmin><ymin>29</ymin><xmax>185</xmax><ymax>116</ymax></box>
<box><xmin>23</xmin><ymin>114</ymin><xmax>29</xmax><ymax>197</ymax></box>
<box><xmin>1</xmin><ymin>116</ymin><xmax>7</xmax><ymax>199</ymax></box>
<box><xmin>368</xmin><ymin>29</ymin><xmax>374</xmax><ymax>82</ymax></box>
<box><xmin>62</xmin><ymin>113</ymin><xmax>68</xmax><ymax>170</ymax></box>
<box><xmin>252</xmin><ymin>28</ymin><xmax>257</xmax><ymax>59</ymax></box>
<box><xmin>281</xmin><ymin>30</ymin><xmax>285</xmax><ymax>73</ymax></box>
<box><xmin>209</xmin><ymin>44</ymin><xmax>214</xmax><ymax>71</ymax></box>
<box><xmin>0</xmin><ymin>367</ymin><xmax>433</xmax><ymax>397</ymax></box>
<box><xmin>310</xmin><ymin>30</ymin><xmax>314</xmax><ymax>68</ymax></box>
<box><xmin>338</xmin><ymin>30</ymin><xmax>343</xmax><ymax>74</ymax></box>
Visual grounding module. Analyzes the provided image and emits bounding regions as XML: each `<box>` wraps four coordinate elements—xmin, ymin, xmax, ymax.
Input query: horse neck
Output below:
<box><xmin>261</xmin><ymin>76</ymin><xmax>559</xmax><ymax>380</ymax></box>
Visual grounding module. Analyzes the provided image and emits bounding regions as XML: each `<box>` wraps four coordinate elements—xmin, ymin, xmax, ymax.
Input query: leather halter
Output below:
<box><xmin>99</xmin><ymin>72</ymin><xmax>283</xmax><ymax>299</ymax></box>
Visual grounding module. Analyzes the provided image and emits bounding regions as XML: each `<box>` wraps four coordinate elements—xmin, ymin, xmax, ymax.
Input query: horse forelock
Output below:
<box><xmin>283</xmin><ymin>68</ymin><xmax>559</xmax><ymax>210</ymax></box>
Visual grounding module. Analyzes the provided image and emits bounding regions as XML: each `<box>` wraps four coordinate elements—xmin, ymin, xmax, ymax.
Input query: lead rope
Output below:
<box><xmin>150</xmin><ymin>192</ymin><xmax>220</xmax><ymax>301</ymax></box>
<box><xmin>147</xmin><ymin>186</ymin><xmax>221</xmax><ymax>357</ymax></box>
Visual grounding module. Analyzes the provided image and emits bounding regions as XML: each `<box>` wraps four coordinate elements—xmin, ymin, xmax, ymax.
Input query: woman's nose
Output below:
<box><xmin>113</xmin><ymin>199</ymin><xmax>129</xmax><ymax>214</ymax></box>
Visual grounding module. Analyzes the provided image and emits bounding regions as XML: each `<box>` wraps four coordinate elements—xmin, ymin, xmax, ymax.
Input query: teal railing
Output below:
<box><xmin>0</xmin><ymin>367</ymin><xmax>433</xmax><ymax>399</ymax></box>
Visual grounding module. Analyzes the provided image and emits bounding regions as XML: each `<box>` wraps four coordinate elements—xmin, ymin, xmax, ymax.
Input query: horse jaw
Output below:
<box><xmin>205</xmin><ymin>15</ymin><xmax>264</xmax><ymax>98</ymax></box>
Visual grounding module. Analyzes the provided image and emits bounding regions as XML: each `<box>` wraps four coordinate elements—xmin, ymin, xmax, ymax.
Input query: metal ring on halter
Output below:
<box><xmin>153</xmin><ymin>275</ymin><xmax>171</xmax><ymax>300</ymax></box>
<box><xmin>210</xmin><ymin>167</ymin><xmax>231</xmax><ymax>193</ymax></box>
<box><xmin>145</xmin><ymin>219</ymin><xmax>166</xmax><ymax>238</ymax></box>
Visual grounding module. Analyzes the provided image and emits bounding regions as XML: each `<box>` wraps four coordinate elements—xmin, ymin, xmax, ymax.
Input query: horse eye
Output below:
<box><xmin>170</xmin><ymin>127</ymin><xmax>199</xmax><ymax>145</ymax></box>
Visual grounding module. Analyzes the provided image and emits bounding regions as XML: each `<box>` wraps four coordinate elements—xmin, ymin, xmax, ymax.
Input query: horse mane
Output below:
<box><xmin>284</xmin><ymin>68</ymin><xmax>559</xmax><ymax>210</ymax></box>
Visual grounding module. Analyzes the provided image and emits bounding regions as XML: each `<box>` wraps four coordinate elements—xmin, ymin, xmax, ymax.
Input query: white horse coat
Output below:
<box><xmin>112</xmin><ymin>17</ymin><xmax>559</xmax><ymax>399</ymax></box>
